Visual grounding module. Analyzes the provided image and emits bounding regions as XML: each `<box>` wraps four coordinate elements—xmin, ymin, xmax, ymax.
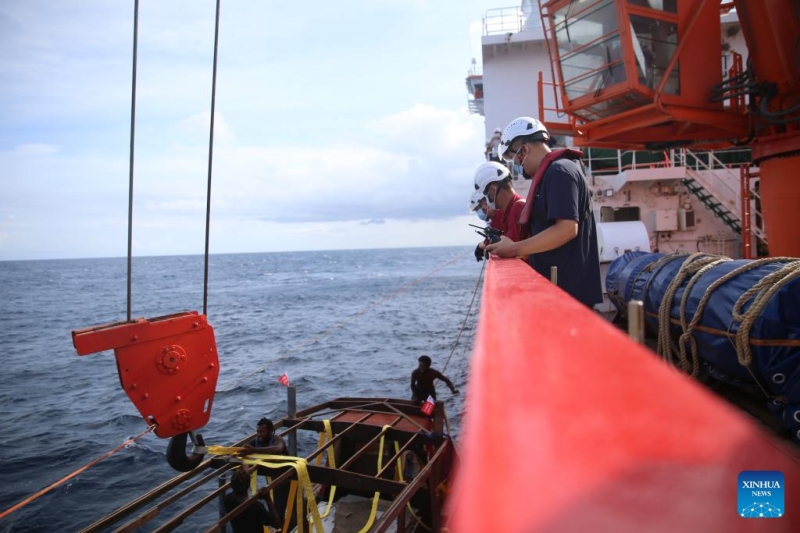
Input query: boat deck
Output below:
<box><xmin>78</xmin><ymin>397</ymin><xmax>454</xmax><ymax>533</ymax></box>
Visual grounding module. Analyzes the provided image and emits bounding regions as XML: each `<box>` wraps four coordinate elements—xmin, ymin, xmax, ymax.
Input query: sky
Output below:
<box><xmin>0</xmin><ymin>0</ymin><xmax>506</xmax><ymax>260</ymax></box>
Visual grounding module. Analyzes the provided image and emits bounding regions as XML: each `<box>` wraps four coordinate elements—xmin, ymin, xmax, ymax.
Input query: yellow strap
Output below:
<box><xmin>207</xmin><ymin>445</ymin><xmax>245</xmax><ymax>455</ymax></box>
<box><xmin>284</xmin><ymin>480</ymin><xmax>298</xmax><ymax>533</ymax></box>
<box><xmin>316</xmin><ymin>420</ymin><xmax>337</xmax><ymax>519</ymax></box>
<box><xmin>357</xmin><ymin>425</ymin><xmax>392</xmax><ymax>533</ymax></box>
<box><xmin>394</xmin><ymin>442</ymin><xmax>432</xmax><ymax>532</ymax></box>
<box><xmin>244</xmin><ymin>466</ymin><xmax>290</xmax><ymax>533</ymax></box>
<box><xmin>241</xmin><ymin>454</ymin><xmax>324</xmax><ymax>533</ymax></box>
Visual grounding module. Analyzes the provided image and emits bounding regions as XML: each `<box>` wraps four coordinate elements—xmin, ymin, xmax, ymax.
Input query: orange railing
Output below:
<box><xmin>446</xmin><ymin>257</ymin><xmax>799</xmax><ymax>532</ymax></box>
<box><xmin>537</xmin><ymin>71</ymin><xmax>575</xmax><ymax>136</ymax></box>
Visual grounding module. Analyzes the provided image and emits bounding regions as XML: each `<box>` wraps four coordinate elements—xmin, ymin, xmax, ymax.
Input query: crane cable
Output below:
<box><xmin>1</xmin><ymin>0</ymin><xmax>224</xmax><ymax>521</ymax></box>
<box><xmin>125</xmin><ymin>0</ymin><xmax>139</xmax><ymax>321</ymax></box>
<box><xmin>441</xmin><ymin>259</ymin><xmax>485</xmax><ymax>375</ymax></box>
<box><xmin>202</xmin><ymin>0</ymin><xmax>222</xmax><ymax>316</ymax></box>
<box><xmin>220</xmin><ymin>248</ymin><xmax>474</xmax><ymax>392</ymax></box>
<box><xmin>124</xmin><ymin>0</ymin><xmax>221</xmax><ymax>319</ymax></box>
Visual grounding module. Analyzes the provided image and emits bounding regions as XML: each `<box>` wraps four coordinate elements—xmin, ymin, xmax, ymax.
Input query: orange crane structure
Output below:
<box><xmin>536</xmin><ymin>0</ymin><xmax>800</xmax><ymax>257</ymax></box>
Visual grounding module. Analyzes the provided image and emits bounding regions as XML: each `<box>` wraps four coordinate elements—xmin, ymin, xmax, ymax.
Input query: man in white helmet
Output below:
<box><xmin>488</xmin><ymin>127</ymin><xmax>503</xmax><ymax>163</ymax></box>
<box><xmin>474</xmin><ymin>161</ymin><xmax>525</xmax><ymax>243</ymax></box>
<box><xmin>469</xmin><ymin>189</ymin><xmax>494</xmax><ymax>261</ymax></box>
<box><xmin>486</xmin><ymin>116</ymin><xmax>602</xmax><ymax>308</ymax></box>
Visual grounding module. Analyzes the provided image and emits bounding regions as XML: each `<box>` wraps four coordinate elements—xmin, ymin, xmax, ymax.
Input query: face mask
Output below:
<box><xmin>486</xmin><ymin>187</ymin><xmax>497</xmax><ymax>209</ymax></box>
<box><xmin>511</xmin><ymin>163</ymin><xmax>523</xmax><ymax>179</ymax></box>
<box><xmin>520</xmin><ymin>149</ymin><xmax>531</xmax><ymax>180</ymax></box>
<box><xmin>476</xmin><ymin>209</ymin><xmax>489</xmax><ymax>222</ymax></box>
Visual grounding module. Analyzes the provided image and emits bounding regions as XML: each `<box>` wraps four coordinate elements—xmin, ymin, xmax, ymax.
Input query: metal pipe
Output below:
<box><xmin>653</xmin><ymin>0</ymin><xmax>709</xmax><ymax>114</ymax></box>
<box><xmin>217</xmin><ymin>473</ymin><xmax>227</xmax><ymax>533</ymax></box>
<box><xmin>339</xmin><ymin>418</ymin><xmax>401</xmax><ymax>471</ymax></box>
<box><xmin>550</xmin><ymin>266</ymin><xmax>558</xmax><ymax>285</ymax></box>
<box><xmin>287</xmin><ymin>385</ymin><xmax>297</xmax><ymax>456</ymax></box>
<box><xmin>628</xmin><ymin>300</ymin><xmax>645</xmax><ymax>344</ymax></box>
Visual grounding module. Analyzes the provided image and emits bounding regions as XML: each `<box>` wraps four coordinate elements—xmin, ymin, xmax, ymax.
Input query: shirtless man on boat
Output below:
<box><xmin>240</xmin><ymin>417</ymin><xmax>287</xmax><ymax>455</ymax></box>
<box><xmin>411</xmin><ymin>355</ymin><xmax>459</xmax><ymax>403</ymax></box>
<box><xmin>238</xmin><ymin>417</ymin><xmax>291</xmax><ymax>528</ymax></box>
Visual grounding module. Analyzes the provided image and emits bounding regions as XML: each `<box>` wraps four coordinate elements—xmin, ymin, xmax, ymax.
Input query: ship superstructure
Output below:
<box><xmin>466</xmin><ymin>1</ymin><xmax>766</xmax><ymax>311</ymax></box>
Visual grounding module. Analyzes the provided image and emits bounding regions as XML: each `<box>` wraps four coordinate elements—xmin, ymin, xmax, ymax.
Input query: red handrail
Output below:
<box><xmin>447</xmin><ymin>257</ymin><xmax>799</xmax><ymax>532</ymax></box>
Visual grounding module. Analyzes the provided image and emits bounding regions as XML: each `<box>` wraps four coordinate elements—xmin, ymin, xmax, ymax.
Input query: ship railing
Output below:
<box><xmin>468</xmin><ymin>98</ymin><xmax>484</xmax><ymax>116</ymax></box>
<box><xmin>537</xmin><ymin>71</ymin><xmax>576</xmax><ymax>136</ymax></box>
<box><xmin>677</xmin><ymin>148</ymin><xmax>745</xmax><ymax>218</ymax></box>
<box><xmin>676</xmin><ymin>148</ymin><xmax>767</xmax><ymax>243</ymax></box>
<box><xmin>483</xmin><ymin>6</ymin><xmax>525</xmax><ymax>36</ymax></box>
<box><xmin>583</xmin><ymin>149</ymin><xmax>671</xmax><ymax>178</ymax></box>
<box><xmin>446</xmin><ymin>256</ymin><xmax>800</xmax><ymax>532</ymax></box>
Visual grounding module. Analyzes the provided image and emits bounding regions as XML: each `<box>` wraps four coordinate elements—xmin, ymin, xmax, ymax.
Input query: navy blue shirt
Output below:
<box><xmin>527</xmin><ymin>158</ymin><xmax>602</xmax><ymax>308</ymax></box>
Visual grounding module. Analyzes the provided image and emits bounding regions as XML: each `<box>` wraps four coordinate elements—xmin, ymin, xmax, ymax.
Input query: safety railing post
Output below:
<box><xmin>741</xmin><ymin>166</ymin><xmax>753</xmax><ymax>259</ymax></box>
<box><xmin>627</xmin><ymin>300</ymin><xmax>645</xmax><ymax>344</ymax></box>
<box><xmin>287</xmin><ymin>385</ymin><xmax>297</xmax><ymax>456</ymax></box>
<box><xmin>218</xmin><ymin>472</ymin><xmax>228</xmax><ymax>533</ymax></box>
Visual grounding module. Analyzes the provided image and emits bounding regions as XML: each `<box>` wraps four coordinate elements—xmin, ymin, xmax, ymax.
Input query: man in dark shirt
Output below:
<box><xmin>239</xmin><ymin>418</ymin><xmax>290</xmax><ymax>529</ymax></box>
<box><xmin>411</xmin><ymin>355</ymin><xmax>459</xmax><ymax>403</ymax></box>
<box><xmin>223</xmin><ymin>466</ymin><xmax>280</xmax><ymax>533</ymax></box>
<box><xmin>487</xmin><ymin>116</ymin><xmax>602</xmax><ymax>308</ymax></box>
<box><xmin>241</xmin><ymin>417</ymin><xmax>287</xmax><ymax>455</ymax></box>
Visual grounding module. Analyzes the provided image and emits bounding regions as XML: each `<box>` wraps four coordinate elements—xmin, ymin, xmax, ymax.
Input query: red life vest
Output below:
<box><xmin>518</xmin><ymin>148</ymin><xmax>584</xmax><ymax>231</ymax></box>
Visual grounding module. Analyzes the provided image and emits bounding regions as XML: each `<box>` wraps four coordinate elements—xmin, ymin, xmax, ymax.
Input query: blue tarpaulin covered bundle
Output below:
<box><xmin>607</xmin><ymin>252</ymin><xmax>800</xmax><ymax>441</ymax></box>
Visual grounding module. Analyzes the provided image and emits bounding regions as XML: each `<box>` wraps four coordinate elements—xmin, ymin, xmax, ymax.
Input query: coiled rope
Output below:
<box><xmin>221</xmin><ymin>248</ymin><xmax>473</xmax><ymax>392</ymax></box>
<box><xmin>652</xmin><ymin>255</ymin><xmax>800</xmax><ymax>404</ymax></box>
<box><xmin>655</xmin><ymin>253</ymin><xmax>729</xmax><ymax>371</ymax></box>
<box><xmin>627</xmin><ymin>252</ymin><xmax>689</xmax><ymax>313</ymax></box>
<box><xmin>732</xmin><ymin>260</ymin><xmax>800</xmax><ymax>368</ymax></box>
<box><xmin>676</xmin><ymin>256</ymin><xmax>732</xmax><ymax>376</ymax></box>
<box><xmin>676</xmin><ymin>257</ymin><xmax>794</xmax><ymax>383</ymax></box>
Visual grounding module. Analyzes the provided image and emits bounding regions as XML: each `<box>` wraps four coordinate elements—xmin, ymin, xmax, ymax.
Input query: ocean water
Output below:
<box><xmin>0</xmin><ymin>247</ymin><xmax>480</xmax><ymax>531</ymax></box>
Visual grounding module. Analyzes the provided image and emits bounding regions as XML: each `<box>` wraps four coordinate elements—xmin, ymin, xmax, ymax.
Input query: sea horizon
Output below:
<box><xmin>0</xmin><ymin>243</ymin><xmax>471</xmax><ymax>263</ymax></box>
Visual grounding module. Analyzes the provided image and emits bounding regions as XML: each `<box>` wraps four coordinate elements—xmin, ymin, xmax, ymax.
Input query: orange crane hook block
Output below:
<box><xmin>72</xmin><ymin>311</ymin><xmax>219</xmax><ymax>439</ymax></box>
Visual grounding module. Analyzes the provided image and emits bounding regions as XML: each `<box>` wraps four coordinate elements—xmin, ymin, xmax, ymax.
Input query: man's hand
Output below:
<box><xmin>237</xmin><ymin>445</ymin><xmax>255</xmax><ymax>456</ymax></box>
<box><xmin>474</xmin><ymin>243</ymin><xmax>484</xmax><ymax>262</ymax></box>
<box><xmin>485</xmin><ymin>235</ymin><xmax>517</xmax><ymax>258</ymax></box>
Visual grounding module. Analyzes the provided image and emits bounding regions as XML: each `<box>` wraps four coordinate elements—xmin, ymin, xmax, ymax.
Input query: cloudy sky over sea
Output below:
<box><xmin>0</xmin><ymin>0</ymin><xmax>514</xmax><ymax>260</ymax></box>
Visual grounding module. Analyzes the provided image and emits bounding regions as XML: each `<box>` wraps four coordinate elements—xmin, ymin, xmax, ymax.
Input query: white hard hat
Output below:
<box><xmin>473</xmin><ymin>162</ymin><xmax>510</xmax><ymax>194</ymax></box>
<box><xmin>499</xmin><ymin>116</ymin><xmax>549</xmax><ymax>161</ymax></box>
<box><xmin>468</xmin><ymin>189</ymin><xmax>484</xmax><ymax>212</ymax></box>
<box><xmin>493</xmin><ymin>127</ymin><xmax>502</xmax><ymax>134</ymax></box>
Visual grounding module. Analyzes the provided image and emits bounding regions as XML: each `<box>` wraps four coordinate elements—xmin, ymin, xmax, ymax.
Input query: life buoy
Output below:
<box><xmin>166</xmin><ymin>431</ymin><xmax>206</xmax><ymax>472</ymax></box>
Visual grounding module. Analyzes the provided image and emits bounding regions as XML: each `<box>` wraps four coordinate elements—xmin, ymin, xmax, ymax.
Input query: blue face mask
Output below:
<box><xmin>476</xmin><ymin>209</ymin><xmax>489</xmax><ymax>222</ymax></box>
<box><xmin>512</xmin><ymin>162</ymin><xmax>523</xmax><ymax>178</ymax></box>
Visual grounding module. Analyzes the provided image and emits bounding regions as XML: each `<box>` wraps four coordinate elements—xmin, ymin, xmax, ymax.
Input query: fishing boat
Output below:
<box><xmin>72</xmin><ymin>396</ymin><xmax>455</xmax><ymax>532</ymax></box>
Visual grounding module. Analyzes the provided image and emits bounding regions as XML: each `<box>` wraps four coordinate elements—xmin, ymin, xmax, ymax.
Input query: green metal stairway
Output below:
<box><xmin>682</xmin><ymin>176</ymin><xmax>741</xmax><ymax>233</ymax></box>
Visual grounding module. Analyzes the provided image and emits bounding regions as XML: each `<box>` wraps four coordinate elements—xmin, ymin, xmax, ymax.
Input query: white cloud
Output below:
<box><xmin>0</xmin><ymin>0</ymin><xmax>504</xmax><ymax>260</ymax></box>
<box><xmin>121</xmin><ymin>104</ymin><xmax>486</xmax><ymax>226</ymax></box>
<box><xmin>5</xmin><ymin>143</ymin><xmax>60</xmax><ymax>156</ymax></box>
<box><xmin>176</xmin><ymin>111</ymin><xmax>236</xmax><ymax>146</ymax></box>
